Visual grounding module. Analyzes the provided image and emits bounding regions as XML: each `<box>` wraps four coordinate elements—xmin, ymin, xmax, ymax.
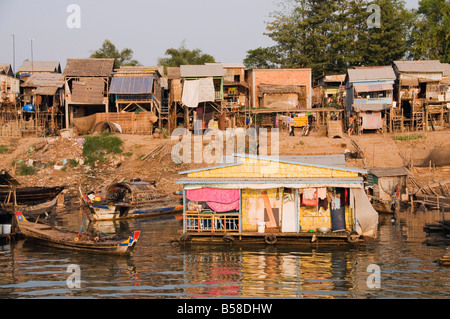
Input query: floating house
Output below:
<box><xmin>366</xmin><ymin>167</ymin><xmax>409</xmax><ymax>213</ymax></box>
<box><xmin>345</xmin><ymin>66</ymin><xmax>396</xmax><ymax>134</ymax></box>
<box><xmin>176</xmin><ymin>154</ymin><xmax>378</xmax><ymax>245</ymax></box>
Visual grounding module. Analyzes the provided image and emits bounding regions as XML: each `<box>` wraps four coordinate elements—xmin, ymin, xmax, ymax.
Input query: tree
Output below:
<box><xmin>411</xmin><ymin>0</ymin><xmax>450</xmax><ymax>62</ymax></box>
<box><xmin>244</xmin><ymin>0</ymin><xmax>414</xmax><ymax>79</ymax></box>
<box><xmin>90</xmin><ymin>40</ymin><xmax>140</xmax><ymax>69</ymax></box>
<box><xmin>243</xmin><ymin>47</ymin><xmax>280</xmax><ymax>69</ymax></box>
<box><xmin>157</xmin><ymin>41</ymin><xmax>215</xmax><ymax>67</ymax></box>
<box><xmin>359</xmin><ymin>0</ymin><xmax>414</xmax><ymax>66</ymax></box>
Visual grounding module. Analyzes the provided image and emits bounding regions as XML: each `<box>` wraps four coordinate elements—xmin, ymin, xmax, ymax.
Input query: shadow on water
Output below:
<box><xmin>0</xmin><ymin>203</ymin><xmax>449</xmax><ymax>299</ymax></box>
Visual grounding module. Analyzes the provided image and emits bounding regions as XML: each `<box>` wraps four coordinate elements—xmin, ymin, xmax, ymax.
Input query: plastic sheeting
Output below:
<box><xmin>352</xmin><ymin>187</ymin><xmax>379</xmax><ymax>238</ymax></box>
<box><xmin>182</xmin><ymin>78</ymin><xmax>215</xmax><ymax>108</ymax></box>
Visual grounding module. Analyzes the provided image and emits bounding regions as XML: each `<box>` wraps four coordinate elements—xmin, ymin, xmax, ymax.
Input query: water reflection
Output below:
<box><xmin>0</xmin><ymin>206</ymin><xmax>449</xmax><ymax>298</ymax></box>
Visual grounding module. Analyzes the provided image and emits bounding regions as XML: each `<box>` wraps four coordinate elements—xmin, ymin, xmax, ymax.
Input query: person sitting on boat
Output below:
<box><xmin>108</xmin><ymin>187</ymin><xmax>126</xmax><ymax>202</ymax></box>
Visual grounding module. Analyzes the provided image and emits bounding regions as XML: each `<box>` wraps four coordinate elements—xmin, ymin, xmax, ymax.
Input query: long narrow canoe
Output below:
<box><xmin>15</xmin><ymin>211</ymin><xmax>140</xmax><ymax>255</ymax></box>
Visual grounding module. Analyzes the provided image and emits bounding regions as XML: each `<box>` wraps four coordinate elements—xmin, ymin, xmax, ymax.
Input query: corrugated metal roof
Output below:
<box><xmin>180</xmin><ymin>64</ymin><xmax>224</xmax><ymax>78</ymax></box>
<box><xmin>347</xmin><ymin>66</ymin><xmax>396</xmax><ymax>82</ymax></box>
<box><xmin>368</xmin><ymin>167</ymin><xmax>409</xmax><ymax>177</ymax></box>
<box><xmin>18</xmin><ymin>61</ymin><xmax>61</xmax><ymax>73</ymax></box>
<box><xmin>34</xmin><ymin>86</ymin><xmax>59</xmax><ymax>95</ymax></box>
<box><xmin>206</xmin><ymin>62</ymin><xmax>245</xmax><ymax>69</ymax></box>
<box><xmin>177</xmin><ymin>177</ymin><xmax>364</xmax><ymax>183</ymax></box>
<box><xmin>179</xmin><ymin>154</ymin><xmax>366</xmax><ymax>176</ymax></box>
<box><xmin>277</xmin><ymin>155</ymin><xmax>347</xmax><ymax>168</ymax></box>
<box><xmin>109</xmin><ymin>76</ymin><xmax>154</xmax><ymax>94</ymax></box>
<box><xmin>63</xmin><ymin>58</ymin><xmax>114</xmax><ymax>77</ymax></box>
<box><xmin>394</xmin><ymin>60</ymin><xmax>444</xmax><ymax>73</ymax></box>
<box><xmin>442</xmin><ymin>63</ymin><xmax>450</xmax><ymax>77</ymax></box>
<box><xmin>324</xmin><ymin>74</ymin><xmax>346</xmax><ymax>82</ymax></box>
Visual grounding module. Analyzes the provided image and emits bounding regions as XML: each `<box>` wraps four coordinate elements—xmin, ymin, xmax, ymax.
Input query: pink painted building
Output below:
<box><xmin>246</xmin><ymin>68</ymin><xmax>312</xmax><ymax>109</ymax></box>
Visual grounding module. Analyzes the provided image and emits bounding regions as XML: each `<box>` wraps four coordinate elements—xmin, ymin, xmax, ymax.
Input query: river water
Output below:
<box><xmin>0</xmin><ymin>205</ymin><xmax>449</xmax><ymax>300</ymax></box>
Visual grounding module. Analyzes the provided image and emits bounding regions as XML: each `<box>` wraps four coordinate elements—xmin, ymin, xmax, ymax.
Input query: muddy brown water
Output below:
<box><xmin>0</xmin><ymin>205</ymin><xmax>449</xmax><ymax>299</ymax></box>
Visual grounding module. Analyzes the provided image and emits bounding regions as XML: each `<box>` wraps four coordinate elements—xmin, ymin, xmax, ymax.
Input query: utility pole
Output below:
<box><xmin>30</xmin><ymin>38</ymin><xmax>34</xmax><ymax>73</ymax></box>
<box><xmin>11</xmin><ymin>34</ymin><xmax>15</xmax><ymax>75</ymax></box>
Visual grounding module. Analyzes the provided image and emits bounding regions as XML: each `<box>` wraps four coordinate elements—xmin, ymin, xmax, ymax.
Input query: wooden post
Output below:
<box><xmin>410</xmin><ymin>194</ymin><xmax>414</xmax><ymax>214</ymax></box>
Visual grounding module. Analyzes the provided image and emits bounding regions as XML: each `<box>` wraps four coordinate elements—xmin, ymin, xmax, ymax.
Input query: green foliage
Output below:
<box><xmin>394</xmin><ymin>134</ymin><xmax>424</xmax><ymax>140</ymax></box>
<box><xmin>17</xmin><ymin>164</ymin><xmax>37</xmax><ymax>176</ymax></box>
<box><xmin>90</xmin><ymin>39</ymin><xmax>141</xmax><ymax>69</ymax></box>
<box><xmin>82</xmin><ymin>133</ymin><xmax>123</xmax><ymax>166</ymax></box>
<box><xmin>246</xmin><ymin>0</ymin><xmax>416</xmax><ymax>78</ymax></box>
<box><xmin>0</xmin><ymin>145</ymin><xmax>9</xmax><ymax>154</ymax></box>
<box><xmin>410</xmin><ymin>0</ymin><xmax>450</xmax><ymax>62</ymax></box>
<box><xmin>157</xmin><ymin>41</ymin><xmax>215</xmax><ymax>68</ymax></box>
<box><xmin>68</xmin><ymin>159</ymin><xmax>79</xmax><ymax>167</ymax></box>
<box><xmin>243</xmin><ymin>47</ymin><xmax>280</xmax><ymax>69</ymax></box>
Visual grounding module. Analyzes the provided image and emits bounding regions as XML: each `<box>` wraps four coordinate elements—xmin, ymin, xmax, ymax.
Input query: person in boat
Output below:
<box><xmin>108</xmin><ymin>187</ymin><xmax>127</xmax><ymax>202</ymax></box>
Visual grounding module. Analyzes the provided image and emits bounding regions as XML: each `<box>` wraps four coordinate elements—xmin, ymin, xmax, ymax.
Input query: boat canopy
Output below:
<box><xmin>106</xmin><ymin>181</ymin><xmax>157</xmax><ymax>202</ymax></box>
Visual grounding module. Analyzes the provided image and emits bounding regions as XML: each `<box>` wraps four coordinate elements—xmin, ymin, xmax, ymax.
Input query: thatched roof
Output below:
<box><xmin>63</xmin><ymin>58</ymin><xmax>114</xmax><ymax>77</ymax></box>
<box><xmin>258</xmin><ymin>84</ymin><xmax>304</xmax><ymax>97</ymax></box>
<box><xmin>21</xmin><ymin>73</ymin><xmax>64</xmax><ymax>88</ymax></box>
<box><xmin>166</xmin><ymin>67</ymin><xmax>181</xmax><ymax>79</ymax></box>
<box><xmin>0</xmin><ymin>64</ymin><xmax>14</xmax><ymax>76</ymax></box>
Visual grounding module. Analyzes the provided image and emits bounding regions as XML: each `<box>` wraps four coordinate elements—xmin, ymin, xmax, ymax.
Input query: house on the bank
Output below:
<box><xmin>109</xmin><ymin>66</ymin><xmax>163</xmax><ymax>114</ymax></box>
<box><xmin>17</xmin><ymin>61</ymin><xmax>61</xmax><ymax>81</ymax></box>
<box><xmin>345</xmin><ymin>66</ymin><xmax>396</xmax><ymax>134</ymax></box>
<box><xmin>180</xmin><ymin>64</ymin><xmax>225</xmax><ymax>130</ymax></box>
<box><xmin>0</xmin><ymin>63</ymin><xmax>20</xmax><ymax>104</ymax></box>
<box><xmin>318</xmin><ymin>74</ymin><xmax>346</xmax><ymax>107</ymax></box>
<box><xmin>63</xmin><ymin>58</ymin><xmax>114</xmax><ymax>128</ymax></box>
<box><xmin>176</xmin><ymin>154</ymin><xmax>378</xmax><ymax>245</ymax></box>
<box><xmin>20</xmin><ymin>73</ymin><xmax>65</xmax><ymax>133</ymax></box>
<box><xmin>208</xmin><ymin>63</ymin><xmax>248</xmax><ymax>110</ymax></box>
<box><xmin>393</xmin><ymin>60</ymin><xmax>448</xmax><ymax>131</ymax></box>
<box><xmin>246</xmin><ymin>68</ymin><xmax>312</xmax><ymax>109</ymax></box>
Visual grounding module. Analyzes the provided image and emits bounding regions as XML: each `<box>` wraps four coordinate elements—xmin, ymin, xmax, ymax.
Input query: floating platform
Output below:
<box><xmin>172</xmin><ymin>230</ymin><xmax>365</xmax><ymax>246</ymax></box>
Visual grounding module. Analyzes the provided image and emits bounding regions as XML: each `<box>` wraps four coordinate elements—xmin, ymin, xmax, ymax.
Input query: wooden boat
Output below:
<box><xmin>0</xmin><ymin>186</ymin><xmax>64</xmax><ymax>204</ymax></box>
<box><xmin>1</xmin><ymin>169</ymin><xmax>64</xmax><ymax>206</ymax></box>
<box><xmin>18</xmin><ymin>197</ymin><xmax>58</xmax><ymax>216</ymax></box>
<box><xmin>15</xmin><ymin>211</ymin><xmax>140</xmax><ymax>255</ymax></box>
<box><xmin>81</xmin><ymin>180</ymin><xmax>183</xmax><ymax>221</ymax></box>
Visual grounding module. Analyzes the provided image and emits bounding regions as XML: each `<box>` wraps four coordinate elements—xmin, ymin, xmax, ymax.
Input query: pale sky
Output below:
<box><xmin>0</xmin><ymin>0</ymin><xmax>419</xmax><ymax>72</ymax></box>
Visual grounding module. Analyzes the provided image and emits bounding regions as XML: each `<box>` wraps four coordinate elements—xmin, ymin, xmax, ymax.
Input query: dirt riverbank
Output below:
<box><xmin>1</xmin><ymin>127</ymin><xmax>449</xmax><ymax>198</ymax></box>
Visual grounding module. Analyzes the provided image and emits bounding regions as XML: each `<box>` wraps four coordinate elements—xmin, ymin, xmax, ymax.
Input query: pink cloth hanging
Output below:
<box><xmin>186</xmin><ymin>188</ymin><xmax>240</xmax><ymax>204</ymax></box>
<box><xmin>206</xmin><ymin>200</ymin><xmax>239</xmax><ymax>213</ymax></box>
